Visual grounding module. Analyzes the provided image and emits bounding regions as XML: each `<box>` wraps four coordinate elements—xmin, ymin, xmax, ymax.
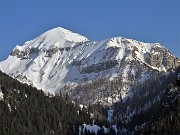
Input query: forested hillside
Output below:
<box><xmin>139</xmin><ymin>73</ymin><xmax>180</xmax><ymax>135</ymax></box>
<box><xmin>1</xmin><ymin>66</ymin><xmax>180</xmax><ymax>135</ymax></box>
<box><xmin>111</xmin><ymin>67</ymin><xmax>180</xmax><ymax>134</ymax></box>
<box><xmin>0</xmin><ymin>71</ymin><xmax>107</xmax><ymax>135</ymax></box>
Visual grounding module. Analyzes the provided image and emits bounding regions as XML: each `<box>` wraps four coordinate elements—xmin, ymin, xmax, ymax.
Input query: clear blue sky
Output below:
<box><xmin>0</xmin><ymin>0</ymin><xmax>179</xmax><ymax>61</ymax></box>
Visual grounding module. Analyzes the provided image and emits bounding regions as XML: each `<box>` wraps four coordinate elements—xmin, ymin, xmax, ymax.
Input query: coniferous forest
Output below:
<box><xmin>0</xmin><ymin>66</ymin><xmax>180</xmax><ymax>135</ymax></box>
<box><xmin>0</xmin><ymin>70</ymin><xmax>107</xmax><ymax>135</ymax></box>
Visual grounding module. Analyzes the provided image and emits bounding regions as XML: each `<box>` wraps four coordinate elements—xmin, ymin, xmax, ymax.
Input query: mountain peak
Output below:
<box><xmin>0</xmin><ymin>27</ymin><xmax>180</xmax><ymax>99</ymax></box>
<box><xmin>41</xmin><ymin>27</ymin><xmax>88</xmax><ymax>43</ymax></box>
<box><xmin>12</xmin><ymin>27</ymin><xmax>88</xmax><ymax>51</ymax></box>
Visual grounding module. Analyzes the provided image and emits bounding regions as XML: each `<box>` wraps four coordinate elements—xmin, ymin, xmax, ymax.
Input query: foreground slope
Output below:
<box><xmin>0</xmin><ymin>27</ymin><xmax>179</xmax><ymax>104</ymax></box>
<box><xmin>139</xmin><ymin>71</ymin><xmax>180</xmax><ymax>135</ymax></box>
<box><xmin>0</xmin><ymin>70</ymin><xmax>94</xmax><ymax>135</ymax></box>
<box><xmin>1</xmin><ymin>66</ymin><xmax>180</xmax><ymax>135</ymax></box>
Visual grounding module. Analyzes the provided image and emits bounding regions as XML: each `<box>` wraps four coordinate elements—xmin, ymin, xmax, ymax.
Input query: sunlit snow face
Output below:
<box><xmin>0</xmin><ymin>27</ymin><xmax>179</xmax><ymax>105</ymax></box>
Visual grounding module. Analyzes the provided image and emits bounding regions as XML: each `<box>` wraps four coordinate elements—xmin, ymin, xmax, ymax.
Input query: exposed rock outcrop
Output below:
<box><xmin>81</xmin><ymin>60</ymin><xmax>118</xmax><ymax>74</ymax></box>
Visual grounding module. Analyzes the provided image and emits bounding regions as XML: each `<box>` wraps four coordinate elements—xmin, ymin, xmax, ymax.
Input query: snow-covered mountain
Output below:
<box><xmin>0</xmin><ymin>27</ymin><xmax>179</xmax><ymax>104</ymax></box>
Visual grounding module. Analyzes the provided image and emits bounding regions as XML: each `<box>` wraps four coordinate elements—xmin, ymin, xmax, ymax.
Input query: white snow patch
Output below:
<box><xmin>107</xmin><ymin>107</ymin><xmax>114</xmax><ymax>123</ymax></box>
<box><xmin>178</xmin><ymin>73</ymin><xmax>180</xmax><ymax>78</ymax></box>
<box><xmin>83</xmin><ymin>124</ymin><xmax>100</xmax><ymax>134</ymax></box>
<box><xmin>8</xmin><ymin>103</ymin><xmax>11</xmax><ymax>112</ymax></box>
<box><xmin>139</xmin><ymin>73</ymin><xmax>150</xmax><ymax>83</ymax></box>
<box><xmin>79</xmin><ymin>104</ymin><xmax>84</xmax><ymax>109</ymax></box>
<box><xmin>80</xmin><ymin>124</ymin><xmax>108</xmax><ymax>134</ymax></box>
<box><xmin>0</xmin><ymin>87</ymin><xmax>4</xmax><ymax>101</ymax></box>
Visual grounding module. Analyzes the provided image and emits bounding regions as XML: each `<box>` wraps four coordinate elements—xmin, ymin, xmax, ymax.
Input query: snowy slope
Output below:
<box><xmin>0</xmin><ymin>27</ymin><xmax>179</xmax><ymax>103</ymax></box>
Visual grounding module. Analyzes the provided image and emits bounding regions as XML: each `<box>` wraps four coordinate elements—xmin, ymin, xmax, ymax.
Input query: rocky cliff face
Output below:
<box><xmin>0</xmin><ymin>27</ymin><xmax>179</xmax><ymax>104</ymax></box>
